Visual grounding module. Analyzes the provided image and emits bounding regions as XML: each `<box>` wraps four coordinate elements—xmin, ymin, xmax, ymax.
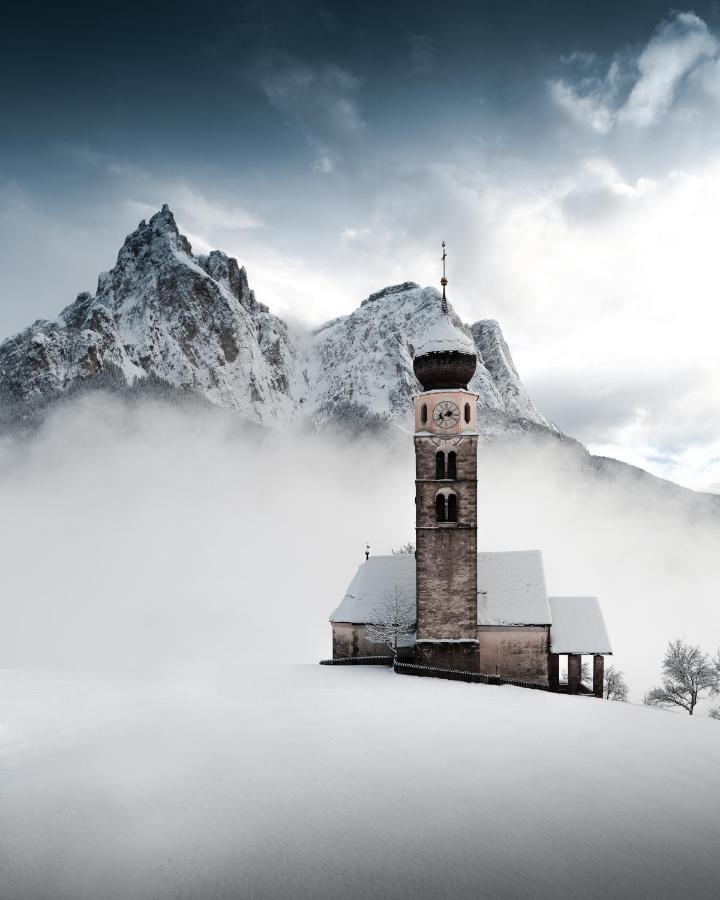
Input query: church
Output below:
<box><xmin>329</xmin><ymin>248</ymin><xmax>612</xmax><ymax>695</ymax></box>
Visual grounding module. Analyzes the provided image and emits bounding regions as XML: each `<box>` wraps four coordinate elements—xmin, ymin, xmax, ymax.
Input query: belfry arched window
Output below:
<box><xmin>435</xmin><ymin>493</ymin><xmax>446</xmax><ymax>522</ymax></box>
<box><xmin>447</xmin><ymin>451</ymin><xmax>457</xmax><ymax>480</ymax></box>
<box><xmin>435</xmin><ymin>491</ymin><xmax>458</xmax><ymax>523</ymax></box>
<box><xmin>464</xmin><ymin>403</ymin><xmax>471</xmax><ymax>424</ymax></box>
<box><xmin>435</xmin><ymin>451</ymin><xmax>445</xmax><ymax>480</ymax></box>
<box><xmin>421</xmin><ymin>403</ymin><xmax>428</xmax><ymax>425</ymax></box>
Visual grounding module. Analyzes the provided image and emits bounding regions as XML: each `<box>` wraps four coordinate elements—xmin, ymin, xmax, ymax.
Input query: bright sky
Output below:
<box><xmin>2</xmin><ymin>1</ymin><xmax>720</xmax><ymax>490</ymax></box>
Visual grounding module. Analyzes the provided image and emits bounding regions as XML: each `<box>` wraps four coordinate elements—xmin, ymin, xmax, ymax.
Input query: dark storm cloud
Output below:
<box><xmin>407</xmin><ymin>33</ymin><xmax>437</xmax><ymax>74</ymax></box>
<box><xmin>1</xmin><ymin>1</ymin><xmax>713</xmax><ymax>182</ymax></box>
<box><xmin>252</xmin><ymin>53</ymin><xmax>365</xmax><ymax>172</ymax></box>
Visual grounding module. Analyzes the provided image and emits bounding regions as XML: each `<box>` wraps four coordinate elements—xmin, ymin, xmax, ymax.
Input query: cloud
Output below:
<box><xmin>407</xmin><ymin>33</ymin><xmax>436</xmax><ymax>75</ymax></box>
<box><xmin>338</xmin><ymin>149</ymin><xmax>720</xmax><ymax>490</ymax></box>
<box><xmin>560</xmin><ymin>158</ymin><xmax>657</xmax><ymax>219</ymax></box>
<box><xmin>256</xmin><ymin>56</ymin><xmax>364</xmax><ymax>173</ymax></box>
<box><xmin>550</xmin><ymin>12</ymin><xmax>719</xmax><ymax>132</ymax></box>
<box><xmin>0</xmin><ymin>181</ymin><xmax>117</xmax><ymax>337</ymax></box>
<box><xmin>588</xmin><ymin>434</ymin><xmax>720</xmax><ymax>495</ymax></box>
<box><xmin>619</xmin><ymin>12</ymin><xmax>717</xmax><ymax>126</ymax></box>
<box><xmin>57</xmin><ymin>143</ymin><xmax>151</xmax><ymax>180</ymax></box>
<box><xmin>228</xmin><ymin>240</ymin><xmax>350</xmax><ymax>327</ymax></box>
<box><xmin>691</xmin><ymin>53</ymin><xmax>720</xmax><ymax>98</ymax></box>
<box><xmin>60</xmin><ymin>146</ymin><xmax>262</xmax><ymax>233</ymax></box>
<box><xmin>122</xmin><ymin>190</ymin><xmax>261</xmax><ymax>250</ymax></box>
<box><xmin>531</xmin><ymin>362</ymin><xmax>720</xmax><ymax>491</ymax></box>
<box><xmin>312</xmin><ymin>152</ymin><xmax>335</xmax><ymax>174</ymax></box>
<box><xmin>173</xmin><ymin>187</ymin><xmax>261</xmax><ymax>231</ymax></box>
<box><xmin>549</xmin><ymin>75</ymin><xmax>618</xmax><ymax>134</ymax></box>
<box><xmin>340</xmin><ymin>226</ymin><xmax>371</xmax><ymax>240</ymax></box>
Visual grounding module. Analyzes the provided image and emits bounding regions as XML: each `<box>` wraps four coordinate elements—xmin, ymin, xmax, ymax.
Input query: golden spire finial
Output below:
<box><xmin>440</xmin><ymin>240</ymin><xmax>449</xmax><ymax>314</ymax></box>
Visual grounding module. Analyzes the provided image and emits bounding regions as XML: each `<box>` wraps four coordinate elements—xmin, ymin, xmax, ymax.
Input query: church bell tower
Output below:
<box><xmin>413</xmin><ymin>243</ymin><xmax>479</xmax><ymax>670</ymax></box>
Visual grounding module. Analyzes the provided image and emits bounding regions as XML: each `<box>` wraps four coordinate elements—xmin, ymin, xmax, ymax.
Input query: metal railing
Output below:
<box><xmin>319</xmin><ymin>656</ymin><xmax>394</xmax><ymax>666</ymax></box>
<box><xmin>318</xmin><ymin>657</ymin><xmax>549</xmax><ymax>690</ymax></box>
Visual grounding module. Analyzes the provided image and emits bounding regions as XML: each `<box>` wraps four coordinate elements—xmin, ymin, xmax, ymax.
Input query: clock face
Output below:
<box><xmin>433</xmin><ymin>400</ymin><xmax>460</xmax><ymax>429</ymax></box>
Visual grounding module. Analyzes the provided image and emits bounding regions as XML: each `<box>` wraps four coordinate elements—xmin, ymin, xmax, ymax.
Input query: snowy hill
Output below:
<box><xmin>0</xmin><ymin>206</ymin><xmax>552</xmax><ymax>435</ymax></box>
<box><xmin>1</xmin><ymin>665</ymin><xmax>719</xmax><ymax>899</ymax></box>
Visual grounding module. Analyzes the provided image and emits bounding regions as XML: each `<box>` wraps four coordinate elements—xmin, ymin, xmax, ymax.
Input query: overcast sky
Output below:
<box><xmin>2</xmin><ymin>1</ymin><xmax>720</xmax><ymax>490</ymax></box>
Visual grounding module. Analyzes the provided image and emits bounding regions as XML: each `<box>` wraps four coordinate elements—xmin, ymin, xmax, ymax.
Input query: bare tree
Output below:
<box><xmin>643</xmin><ymin>639</ymin><xmax>720</xmax><ymax>716</ymax></box>
<box><xmin>604</xmin><ymin>665</ymin><xmax>629</xmax><ymax>701</ymax></box>
<box><xmin>391</xmin><ymin>542</ymin><xmax>415</xmax><ymax>556</ymax></box>
<box><xmin>710</xmin><ymin>651</ymin><xmax>720</xmax><ymax>720</ymax></box>
<box><xmin>364</xmin><ymin>585</ymin><xmax>416</xmax><ymax>658</ymax></box>
<box><xmin>559</xmin><ymin>661</ymin><xmax>592</xmax><ymax>685</ymax></box>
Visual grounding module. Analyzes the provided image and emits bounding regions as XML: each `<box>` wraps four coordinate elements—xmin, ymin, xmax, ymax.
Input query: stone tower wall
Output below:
<box><xmin>414</xmin><ymin>425</ymin><xmax>478</xmax><ymax>664</ymax></box>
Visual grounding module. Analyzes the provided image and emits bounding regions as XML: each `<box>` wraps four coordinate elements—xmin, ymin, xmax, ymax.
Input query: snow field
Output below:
<box><xmin>1</xmin><ymin>665</ymin><xmax>719</xmax><ymax>900</ymax></box>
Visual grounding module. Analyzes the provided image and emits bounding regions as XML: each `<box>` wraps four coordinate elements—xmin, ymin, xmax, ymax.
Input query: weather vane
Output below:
<box><xmin>440</xmin><ymin>240</ymin><xmax>449</xmax><ymax>314</ymax></box>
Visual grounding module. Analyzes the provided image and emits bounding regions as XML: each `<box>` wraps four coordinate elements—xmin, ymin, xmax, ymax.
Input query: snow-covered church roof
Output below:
<box><xmin>330</xmin><ymin>551</ymin><xmax>551</xmax><ymax>626</ymax></box>
<box><xmin>415</xmin><ymin>315</ymin><xmax>477</xmax><ymax>357</ymax></box>
<box><xmin>331</xmin><ymin>556</ymin><xmax>417</xmax><ymax>624</ymax></box>
<box><xmin>331</xmin><ymin>556</ymin><xmax>611</xmax><ymax>653</ymax></box>
<box><xmin>476</xmin><ymin>550</ymin><xmax>551</xmax><ymax>625</ymax></box>
<box><xmin>549</xmin><ymin>597</ymin><xmax>612</xmax><ymax>655</ymax></box>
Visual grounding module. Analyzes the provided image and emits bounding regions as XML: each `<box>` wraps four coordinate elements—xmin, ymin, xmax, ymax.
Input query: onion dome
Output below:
<box><xmin>413</xmin><ymin>242</ymin><xmax>477</xmax><ymax>391</ymax></box>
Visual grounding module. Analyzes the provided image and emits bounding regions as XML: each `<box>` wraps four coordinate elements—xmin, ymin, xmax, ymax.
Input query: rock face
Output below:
<box><xmin>306</xmin><ymin>283</ymin><xmax>553</xmax><ymax>433</ymax></box>
<box><xmin>0</xmin><ymin>206</ymin><xmax>301</xmax><ymax>426</ymax></box>
<box><xmin>0</xmin><ymin>206</ymin><xmax>554</xmax><ymax>434</ymax></box>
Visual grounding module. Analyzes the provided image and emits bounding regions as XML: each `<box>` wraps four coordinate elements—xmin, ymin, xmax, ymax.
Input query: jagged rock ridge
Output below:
<box><xmin>0</xmin><ymin>206</ymin><xmax>553</xmax><ymax>434</ymax></box>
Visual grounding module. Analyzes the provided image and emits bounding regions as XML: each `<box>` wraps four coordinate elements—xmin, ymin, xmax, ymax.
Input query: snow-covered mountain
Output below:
<box><xmin>0</xmin><ymin>205</ymin><xmax>551</xmax><ymax>434</ymax></box>
<box><xmin>0</xmin><ymin>206</ymin><xmax>302</xmax><ymax>428</ymax></box>
<box><xmin>308</xmin><ymin>283</ymin><xmax>551</xmax><ymax>433</ymax></box>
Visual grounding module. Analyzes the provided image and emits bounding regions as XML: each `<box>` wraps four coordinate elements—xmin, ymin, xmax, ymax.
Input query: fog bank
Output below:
<box><xmin>0</xmin><ymin>394</ymin><xmax>718</xmax><ymax>697</ymax></box>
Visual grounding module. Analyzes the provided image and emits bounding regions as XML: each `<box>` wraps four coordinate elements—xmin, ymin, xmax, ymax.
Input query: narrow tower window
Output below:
<box><xmin>421</xmin><ymin>403</ymin><xmax>428</xmax><ymax>425</ymax></box>
<box><xmin>464</xmin><ymin>403</ymin><xmax>471</xmax><ymax>424</ymax></box>
<box><xmin>435</xmin><ymin>451</ymin><xmax>446</xmax><ymax>480</ymax></box>
<box><xmin>435</xmin><ymin>493</ymin><xmax>446</xmax><ymax>522</ymax></box>
<box><xmin>447</xmin><ymin>493</ymin><xmax>458</xmax><ymax>522</ymax></box>
<box><xmin>447</xmin><ymin>451</ymin><xmax>457</xmax><ymax>480</ymax></box>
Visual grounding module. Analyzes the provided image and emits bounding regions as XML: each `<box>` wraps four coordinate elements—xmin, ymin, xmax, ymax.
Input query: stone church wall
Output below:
<box><xmin>414</xmin><ymin>641</ymin><xmax>479</xmax><ymax>671</ymax></box>
<box><xmin>332</xmin><ymin>623</ymin><xmax>409</xmax><ymax>659</ymax></box>
<box><xmin>477</xmin><ymin>626</ymin><xmax>550</xmax><ymax>684</ymax></box>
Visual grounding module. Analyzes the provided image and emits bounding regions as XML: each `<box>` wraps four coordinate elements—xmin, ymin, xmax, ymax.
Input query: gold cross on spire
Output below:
<box><xmin>440</xmin><ymin>240</ymin><xmax>449</xmax><ymax>314</ymax></box>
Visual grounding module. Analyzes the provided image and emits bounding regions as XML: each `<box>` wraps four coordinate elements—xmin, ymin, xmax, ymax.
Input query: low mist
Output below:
<box><xmin>1</xmin><ymin>393</ymin><xmax>718</xmax><ymax>698</ymax></box>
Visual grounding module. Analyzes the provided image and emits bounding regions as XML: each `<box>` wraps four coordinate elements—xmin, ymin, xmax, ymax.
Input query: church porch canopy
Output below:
<box><xmin>548</xmin><ymin>596</ymin><xmax>612</xmax><ymax>655</ymax></box>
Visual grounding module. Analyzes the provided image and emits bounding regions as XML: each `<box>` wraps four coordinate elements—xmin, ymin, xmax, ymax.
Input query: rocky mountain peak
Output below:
<box><xmin>361</xmin><ymin>282</ymin><xmax>421</xmax><ymax>306</ymax></box>
<box><xmin>0</xmin><ymin>207</ymin><xmax>554</xmax><ymax>436</ymax></box>
<box><xmin>116</xmin><ymin>203</ymin><xmax>190</xmax><ymax>269</ymax></box>
<box><xmin>199</xmin><ymin>250</ymin><xmax>259</xmax><ymax>312</ymax></box>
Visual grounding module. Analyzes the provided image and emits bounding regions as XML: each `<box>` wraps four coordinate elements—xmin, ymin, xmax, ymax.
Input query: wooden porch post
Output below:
<box><xmin>593</xmin><ymin>654</ymin><xmax>605</xmax><ymax>699</ymax></box>
<box><xmin>548</xmin><ymin>654</ymin><xmax>560</xmax><ymax>692</ymax></box>
<box><xmin>567</xmin><ymin>653</ymin><xmax>581</xmax><ymax>694</ymax></box>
